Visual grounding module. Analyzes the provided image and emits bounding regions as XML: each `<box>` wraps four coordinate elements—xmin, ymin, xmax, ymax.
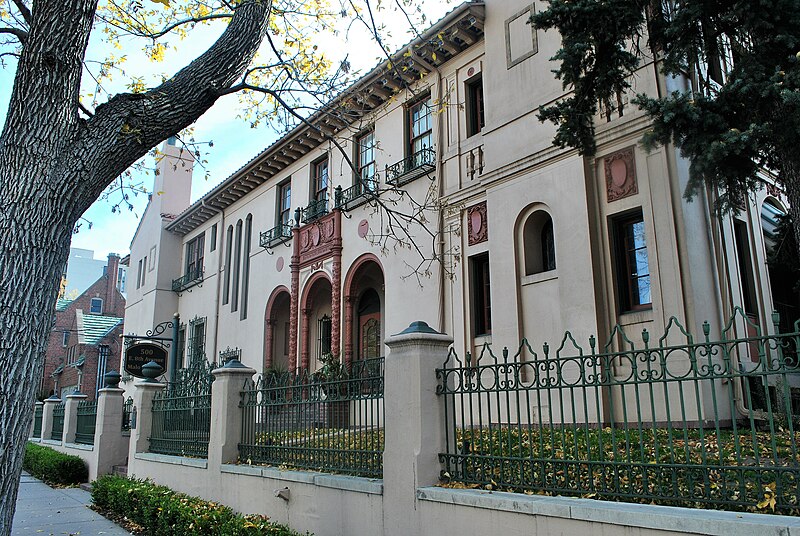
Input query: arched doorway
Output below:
<box><xmin>300</xmin><ymin>273</ymin><xmax>333</xmax><ymax>372</ymax></box>
<box><xmin>264</xmin><ymin>287</ymin><xmax>291</xmax><ymax>372</ymax></box>
<box><xmin>343</xmin><ymin>255</ymin><xmax>385</xmax><ymax>368</ymax></box>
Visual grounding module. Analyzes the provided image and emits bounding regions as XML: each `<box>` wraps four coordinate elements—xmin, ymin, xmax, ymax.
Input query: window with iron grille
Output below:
<box><xmin>317</xmin><ymin>315</ymin><xmax>332</xmax><ymax>360</ymax></box>
<box><xmin>409</xmin><ymin>97</ymin><xmax>433</xmax><ymax>155</ymax></box>
<box><xmin>185</xmin><ymin>233</ymin><xmax>205</xmax><ymax>280</ymax></box>
<box><xmin>188</xmin><ymin>317</ymin><xmax>206</xmax><ymax>366</ymax></box>
<box><xmin>470</xmin><ymin>253</ymin><xmax>492</xmax><ymax>336</ymax></box>
<box><xmin>612</xmin><ymin>211</ymin><xmax>651</xmax><ymax>312</ymax></box>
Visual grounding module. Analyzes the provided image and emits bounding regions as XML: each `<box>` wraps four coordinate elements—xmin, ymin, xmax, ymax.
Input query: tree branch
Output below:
<box><xmin>0</xmin><ymin>27</ymin><xmax>28</xmax><ymax>43</ymax></box>
<box><xmin>11</xmin><ymin>0</ymin><xmax>32</xmax><ymax>26</ymax></box>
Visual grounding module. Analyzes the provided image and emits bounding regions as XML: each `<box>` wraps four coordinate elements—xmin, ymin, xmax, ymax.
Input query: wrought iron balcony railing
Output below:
<box><xmin>301</xmin><ymin>198</ymin><xmax>328</xmax><ymax>223</ymax></box>
<box><xmin>172</xmin><ymin>265</ymin><xmax>204</xmax><ymax>293</ymax></box>
<box><xmin>385</xmin><ymin>147</ymin><xmax>435</xmax><ymax>186</ymax></box>
<box><xmin>260</xmin><ymin>223</ymin><xmax>292</xmax><ymax>249</ymax></box>
<box><xmin>335</xmin><ymin>177</ymin><xmax>378</xmax><ymax>211</ymax></box>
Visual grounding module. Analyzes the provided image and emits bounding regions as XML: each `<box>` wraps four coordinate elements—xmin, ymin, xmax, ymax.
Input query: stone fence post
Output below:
<box><xmin>383</xmin><ymin>321</ymin><xmax>453</xmax><ymax>536</ymax></box>
<box><xmin>209</xmin><ymin>361</ymin><xmax>256</xmax><ymax>471</ymax></box>
<box><xmin>30</xmin><ymin>401</ymin><xmax>43</xmax><ymax>438</ymax></box>
<box><xmin>41</xmin><ymin>397</ymin><xmax>59</xmax><ymax>441</ymax></box>
<box><xmin>129</xmin><ymin>380</ymin><xmax>165</xmax><ymax>460</ymax></box>
<box><xmin>94</xmin><ymin>385</ymin><xmax>128</xmax><ymax>480</ymax></box>
<box><xmin>64</xmin><ymin>392</ymin><xmax>87</xmax><ymax>444</ymax></box>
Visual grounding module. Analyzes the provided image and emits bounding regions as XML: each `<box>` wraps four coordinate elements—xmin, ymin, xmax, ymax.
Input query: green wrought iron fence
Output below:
<box><xmin>122</xmin><ymin>397</ymin><xmax>134</xmax><ymax>432</ymax></box>
<box><xmin>301</xmin><ymin>198</ymin><xmax>328</xmax><ymax>223</ymax></box>
<box><xmin>149</xmin><ymin>362</ymin><xmax>214</xmax><ymax>458</ymax></box>
<box><xmin>75</xmin><ymin>399</ymin><xmax>98</xmax><ymax>445</ymax></box>
<box><xmin>32</xmin><ymin>405</ymin><xmax>43</xmax><ymax>438</ymax></box>
<box><xmin>437</xmin><ymin>309</ymin><xmax>800</xmax><ymax>515</ymax></box>
<box><xmin>51</xmin><ymin>402</ymin><xmax>65</xmax><ymax>441</ymax></box>
<box><xmin>334</xmin><ymin>178</ymin><xmax>378</xmax><ymax>211</ymax></box>
<box><xmin>240</xmin><ymin>357</ymin><xmax>385</xmax><ymax>477</ymax></box>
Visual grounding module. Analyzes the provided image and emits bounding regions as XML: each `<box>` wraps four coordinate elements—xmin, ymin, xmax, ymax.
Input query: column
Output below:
<box><xmin>344</xmin><ymin>295</ymin><xmax>354</xmax><ymax>368</ymax></box>
<box><xmin>128</xmin><ymin>380</ymin><xmax>166</xmax><ymax>461</ymax></box>
<box><xmin>264</xmin><ymin>319</ymin><xmax>275</xmax><ymax>370</ymax></box>
<box><xmin>301</xmin><ymin>308</ymin><xmax>311</xmax><ymax>370</ymax></box>
<box><xmin>382</xmin><ymin>321</ymin><xmax>452</xmax><ymax>536</ymax></box>
<box><xmin>63</xmin><ymin>392</ymin><xmax>87</xmax><ymax>444</ymax></box>
<box><xmin>41</xmin><ymin>397</ymin><xmax>59</xmax><ymax>441</ymax></box>
<box><xmin>94</xmin><ymin>386</ymin><xmax>127</xmax><ymax>480</ymax></box>
<box><xmin>208</xmin><ymin>361</ymin><xmax>256</xmax><ymax>470</ymax></box>
<box><xmin>289</xmin><ymin>230</ymin><xmax>300</xmax><ymax>373</ymax></box>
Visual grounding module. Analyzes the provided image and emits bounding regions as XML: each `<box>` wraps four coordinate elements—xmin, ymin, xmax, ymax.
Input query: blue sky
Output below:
<box><xmin>0</xmin><ymin>1</ymin><xmax>454</xmax><ymax>261</ymax></box>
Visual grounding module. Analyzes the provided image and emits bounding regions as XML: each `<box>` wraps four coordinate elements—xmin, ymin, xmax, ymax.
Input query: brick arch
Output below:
<box><xmin>343</xmin><ymin>254</ymin><xmax>385</xmax><ymax>367</ymax></box>
<box><xmin>343</xmin><ymin>253</ymin><xmax>384</xmax><ymax>301</ymax></box>
<box><xmin>263</xmin><ymin>286</ymin><xmax>290</xmax><ymax>370</ymax></box>
<box><xmin>300</xmin><ymin>270</ymin><xmax>332</xmax><ymax>311</ymax></box>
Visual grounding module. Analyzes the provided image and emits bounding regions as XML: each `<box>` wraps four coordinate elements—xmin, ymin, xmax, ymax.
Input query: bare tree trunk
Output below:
<box><xmin>0</xmin><ymin>0</ymin><xmax>272</xmax><ymax>532</ymax></box>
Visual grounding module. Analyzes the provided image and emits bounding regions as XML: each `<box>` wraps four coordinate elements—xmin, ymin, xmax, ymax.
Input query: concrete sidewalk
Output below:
<box><xmin>11</xmin><ymin>473</ymin><xmax>131</xmax><ymax>535</ymax></box>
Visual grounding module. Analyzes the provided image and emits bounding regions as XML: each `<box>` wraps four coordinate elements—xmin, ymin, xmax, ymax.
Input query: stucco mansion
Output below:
<box><xmin>122</xmin><ymin>0</ymin><xmax>789</xmax><ymax>388</ymax></box>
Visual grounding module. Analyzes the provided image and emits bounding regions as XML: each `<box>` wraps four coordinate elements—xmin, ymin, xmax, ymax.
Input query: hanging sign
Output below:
<box><xmin>124</xmin><ymin>343</ymin><xmax>168</xmax><ymax>379</ymax></box>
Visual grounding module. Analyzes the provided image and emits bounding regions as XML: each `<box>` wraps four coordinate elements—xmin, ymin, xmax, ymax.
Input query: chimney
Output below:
<box><xmin>106</xmin><ymin>253</ymin><xmax>120</xmax><ymax>314</ymax></box>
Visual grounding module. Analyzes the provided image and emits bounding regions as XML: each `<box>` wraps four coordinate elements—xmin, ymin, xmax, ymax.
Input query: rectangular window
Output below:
<box><xmin>210</xmin><ymin>224</ymin><xmax>218</xmax><ymax>252</ymax></box>
<box><xmin>62</xmin><ymin>330</ymin><xmax>70</xmax><ymax>348</ymax></box>
<box><xmin>141</xmin><ymin>256</ymin><xmax>147</xmax><ymax>285</ymax></box>
<box><xmin>278</xmin><ymin>180</ymin><xmax>292</xmax><ymax>227</ymax></box>
<box><xmin>466</xmin><ymin>76</ymin><xmax>485</xmax><ymax>137</ymax></box>
<box><xmin>90</xmin><ymin>298</ymin><xmax>103</xmax><ymax>314</ymax></box>
<box><xmin>312</xmin><ymin>159</ymin><xmax>329</xmax><ymax>204</ymax></box>
<box><xmin>613</xmin><ymin>211</ymin><xmax>652</xmax><ymax>312</ymax></box>
<box><xmin>232</xmin><ymin>221</ymin><xmax>242</xmax><ymax>312</ymax></box>
<box><xmin>117</xmin><ymin>267</ymin><xmax>126</xmax><ymax>293</ymax></box>
<box><xmin>136</xmin><ymin>259</ymin><xmax>143</xmax><ymax>289</ymax></box>
<box><xmin>356</xmin><ymin>130</ymin><xmax>377</xmax><ymax>191</ymax></box>
<box><xmin>733</xmin><ymin>219</ymin><xmax>758</xmax><ymax>315</ymax></box>
<box><xmin>223</xmin><ymin>225</ymin><xmax>233</xmax><ymax>305</ymax></box>
<box><xmin>409</xmin><ymin>97</ymin><xmax>433</xmax><ymax>156</ymax></box>
<box><xmin>176</xmin><ymin>325</ymin><xmax>186</xmax><ymax>370</ymax></box>
<box><xmin>185</xmin><ymin>233</ymin><xmax>205</xmax><ymax>279</ymax></box>
<box><xmin>317</xmin><ymin>315</ymin><xmax>332</xmax><ymax>359</ymax></box>
<box><xmin>470</xmin><ymin>253</ymin><xmax>492</xmax><ymax>336</ymax></box>
<box><xmin>241</xmin><ymin>216</ymin><xmax>252</xmax><ymax>320</ymax></box>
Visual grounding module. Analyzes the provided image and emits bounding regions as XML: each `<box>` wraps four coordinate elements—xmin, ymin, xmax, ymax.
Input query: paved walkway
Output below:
<box><xmin>11</xmin><ymin>473</ymin><xmax>131</xmax><ymax>535</ymax></box>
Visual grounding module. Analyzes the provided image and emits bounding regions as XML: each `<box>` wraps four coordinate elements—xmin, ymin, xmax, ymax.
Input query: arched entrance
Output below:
<box><xmin>343</xmin><ymin>255</ymin><xmax>385</xmax><ymax>368</ymax></box>
<box><xmin>300</xmin><ymin>273</ymin><xmax>333</xmax><ymax>372</ymax></box>
<box><xmin>264</xmin><ymin>287</ymin><xmax>291</xmax><ymax>372</ymax></box>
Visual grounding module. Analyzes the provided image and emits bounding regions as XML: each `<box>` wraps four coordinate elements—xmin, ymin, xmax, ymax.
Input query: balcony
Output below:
<box><xmin>335</xmin><ymin>177</ymin><xmax>378</xmax><ymax>212</ymax></box>
<box><xmin>385</xmin><ymin>147</ymin><xmax>435</xmax><ymax>187</ymax></box>
<box><xmin>301</xmin><ymin>198</ymin><xmax>328</xmax><ymax>224</ymax></box>
<box><xmin>260</xmin><ymin>223</ymin><xmax>292</xmax><ymax>249</ymax></box>
<box><xmin>172</xmin><ymin>265</ymin><xmax>203</xmax><ymax>293</ymax></box>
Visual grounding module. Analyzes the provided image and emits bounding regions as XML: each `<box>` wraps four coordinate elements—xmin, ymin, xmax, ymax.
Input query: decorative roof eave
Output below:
<box><xmin>166</xmin><ymin>1</ymin><xmax>485</xmax><ymax>236</ymax></box>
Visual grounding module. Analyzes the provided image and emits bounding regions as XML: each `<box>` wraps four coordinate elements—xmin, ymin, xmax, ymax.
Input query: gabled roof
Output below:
<box><xmin>165</xmin><ymin>1</ymin><xmax>485</xmax><ymax>236</ymax></box>
<box><xmin>81</xmin><ymin>314</ymin><xmax>123</xmax><ymax>346</ymax></box>
<box><xmin>56</xmin><ymin>298</ymin><xmax>73</xmax><ymax>312</ymax></box>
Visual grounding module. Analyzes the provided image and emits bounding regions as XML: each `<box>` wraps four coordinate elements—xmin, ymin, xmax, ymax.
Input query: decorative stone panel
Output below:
<box><xmin>467</xmin><ymin>202</ymin><xmax>488</xmax><ymax>246</ymax></box>
<box><xmin>604</xmin><ymin>147</ymin><xmax>638</xmax><ymax>202</ymax></box>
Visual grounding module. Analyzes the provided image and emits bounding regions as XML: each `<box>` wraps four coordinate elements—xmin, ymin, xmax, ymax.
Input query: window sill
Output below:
<box><xmin>520</xmin><ymin>270</ymin><xmax>558</xmax><ymax>286</ymax></box>
<box><xmin>617</xmin><ymin>307</ymin><xmax>653</xmax><ymax>326</ymax></box>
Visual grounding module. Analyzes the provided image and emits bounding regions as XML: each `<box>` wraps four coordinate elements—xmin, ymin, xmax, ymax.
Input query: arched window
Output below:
<box><xmin>523</xmin><ymin>211</ymin><xmax>556</xmax><ymax>275</ymax></box>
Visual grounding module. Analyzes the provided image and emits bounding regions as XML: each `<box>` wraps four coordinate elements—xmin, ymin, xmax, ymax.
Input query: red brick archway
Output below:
<box><xmin>343</xmin><ymin>254</ymin><xmax>384</xmax><ymax>368</ymax></box>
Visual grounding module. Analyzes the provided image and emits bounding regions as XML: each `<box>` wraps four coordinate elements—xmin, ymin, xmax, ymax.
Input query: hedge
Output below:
<box><xmin>91</xmin><ymin>475</ymin><xmax>310</xmax><ymax>535</ymax></box>
<box><xmin>23</xmin><ymin>442</ymin><xmax>88</xmax><ymax>485</ymax></box>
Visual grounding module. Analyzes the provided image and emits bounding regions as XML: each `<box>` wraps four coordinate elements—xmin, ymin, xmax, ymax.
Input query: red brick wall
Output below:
<box><xmin>40</xmin><ymin>262</ymin><xmax>126</xmax><ymax>399</ymax></box>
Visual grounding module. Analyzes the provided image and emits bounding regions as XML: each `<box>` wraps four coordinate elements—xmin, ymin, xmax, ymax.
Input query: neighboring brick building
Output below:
<box><xmin>41</xmin><ymin>253</ymin><xmax>126</xmax><ymax>400</ymax></box>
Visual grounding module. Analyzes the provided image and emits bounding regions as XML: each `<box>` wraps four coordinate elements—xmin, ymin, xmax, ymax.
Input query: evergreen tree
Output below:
<box><xmin>532</xmin><ymin>0</ymin><xmax>800</xmax><ymax>254</ymax></box>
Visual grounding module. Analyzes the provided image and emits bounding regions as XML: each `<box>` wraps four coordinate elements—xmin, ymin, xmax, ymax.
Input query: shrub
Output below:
<box><xmin>23</xmin><ymin>442</ymin><xmax>88</xmax><ymax>485</ymax></box>
<box><xmin>91</xmin><ymin>475</ymin><xmax>309</xmax><ymax>535</ymax></box>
